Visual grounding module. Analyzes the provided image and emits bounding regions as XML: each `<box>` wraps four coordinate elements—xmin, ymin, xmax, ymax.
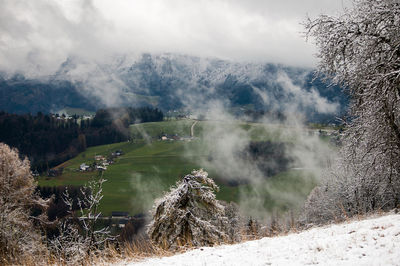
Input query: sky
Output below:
<box><xmin>0</xmin><ymin>0</ymin><xmax>351</xmax><ymax>76</ymax></box>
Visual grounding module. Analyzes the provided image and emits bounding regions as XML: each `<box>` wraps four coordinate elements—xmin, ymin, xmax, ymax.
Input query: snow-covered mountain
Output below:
<box><xmin>0</xmin><ymin>53</ymin><xmax>348</xmax><ymax>122</ymax></box>
<box><xmin>120</xmin><ymin>213</ymin><xmax>400</xmax><ymax>266</ymax></box>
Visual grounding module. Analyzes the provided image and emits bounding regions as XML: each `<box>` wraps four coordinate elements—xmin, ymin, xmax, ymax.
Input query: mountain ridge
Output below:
<box><xmin>0</xmin><ymin>53</ymin><xmax>348</xmax><ymax>123</ymax></box>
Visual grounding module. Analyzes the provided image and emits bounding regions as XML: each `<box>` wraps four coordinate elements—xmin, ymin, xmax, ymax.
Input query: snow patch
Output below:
<box><xmin>120</xmin><ymin>213</ymin><xmax>400</xmax><ymax>266</ymax></box>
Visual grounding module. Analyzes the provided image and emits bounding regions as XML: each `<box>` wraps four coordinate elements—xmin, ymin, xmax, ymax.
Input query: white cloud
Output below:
<box><xmin>276</xmin><ymin>71</ymin><xmax>339</xmax><ymax>114</ymax></box>
<box><xmin>0</xmin><ymin>0</ymin><xmax>351</xmax><ymax>75</ymax></box>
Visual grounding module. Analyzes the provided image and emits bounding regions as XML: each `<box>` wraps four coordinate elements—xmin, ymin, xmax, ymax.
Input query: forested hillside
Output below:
<box><xmin>0</xmin><ymin>107</ymin><xmax>163</xmax><ymax>171</ymax></box>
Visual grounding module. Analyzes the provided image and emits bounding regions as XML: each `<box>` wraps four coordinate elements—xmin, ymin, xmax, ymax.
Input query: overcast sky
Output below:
<box><xmin>0</xmin><ymin>0</ymin><xmax>351</xmax><ymax>76</ymax></box>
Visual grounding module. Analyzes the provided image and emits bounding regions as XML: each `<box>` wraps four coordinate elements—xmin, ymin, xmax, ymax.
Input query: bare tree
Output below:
<box><xmin>0</xmin><ymin>143</ymin><xmax>114</xmax><ymax>264</ymax></box>
<box><xmin>0</xmin><ymin>143</ymin><xmax>48</xmax><ymax>262</ymax></box>
<box><xmin>304</xmin><ymin>0</ymin><xmax>400</xmax><ymax>223</ymax></box>
<box><xmin>49</xmin><ymin>178</ymin><xmax>114</xmax><ymax>264</ymax></box>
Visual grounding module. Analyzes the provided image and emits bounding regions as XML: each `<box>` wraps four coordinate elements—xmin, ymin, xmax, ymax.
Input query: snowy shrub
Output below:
<box><xmin>246</xmin><ymin>217</ymin><xmax>261</xmax><ymax>239</ymax></box>
<box><xmin>147</xmin><ymin>169</ymin><xmax>234</xmax><ymax>250</ymax></box>
<box><xmin>49</xmin><ymin>218</ymin><xmax>88</xmax><ymax>265</ymax></box>
<box><xmin>49</xmin><ymin>178</ymin><xmax>115</xmax><ymax>264</ymax></box>
<box><xmin>222</xmin><ymin>201</ymin><xmax>241</xmax><ymax>243</ymax></box>
<box><xmin>303</xmin><ymin>0</ymin><xmax>400</xmax><ymax>223</ymax></box>
<box><xmin>303</xmin><ymin>162</ymin><xmax>353</xmax><ymax>223</ymax></box>
<box><xmin>0</xmin><ymin>143</ymin><xmax>48</xmax><ymax>262</ymax></box>
<box><xmin>305</xmin><ymin>151</ymin><xmax>400</xmax><ymax>224</ymax></box>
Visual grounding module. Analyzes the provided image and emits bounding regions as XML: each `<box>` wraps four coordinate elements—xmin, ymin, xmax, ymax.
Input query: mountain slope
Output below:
<box><xmin>0</xmin><ymin>54</ymin><xmax>348</xmax><ymax>123</ymax></box>
<box><xmin>0</xmin><ymin>75</ymin><xmax>97</xmax><ymax>114</ymax></box>
<box><xmin>122</xmin><ymin>213</ymin><xmax>400</xmax><ymax>266</ymax></box>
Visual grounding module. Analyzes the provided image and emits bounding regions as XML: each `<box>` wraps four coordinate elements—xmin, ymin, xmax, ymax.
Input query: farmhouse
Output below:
<box><xmin>160</xmin><ymin>134</ymin><xmax>192</xmax><ymax>141</ymax></box>
<box><xmin>80</xmin><ymin>163</ymin><xmax>90</xmax><ymax>171</ymax></box>
<box><xmin>47</xmin><ymin>168</ymin><xmax>63</xmax><ymax>177</ymax></box>
<box><xmin>111</xmin><ymin>150</ymin><xmax>123</xmax><ymax>157</ymax></box>
<box><xmin>118</xmin><ymin>219</ymin><xmax>128</xmax><ymax>228</ymax></box>
<box><xmin>96</xmin><ymin>165</ymin><xmax>107</xmax><ymax>171</ymax></box>
<box><xmin>95</xmin><ymin>155</ymin><xmax>106</xmax><ymax>161</ymax></box>
<box><xmin>111</xmin><ymin>211</ymin><xmax>129</xmax><ymax>219</ymax></box>
<box><xmin>32</xmin><ymin>170</ymin><xmax>40</xmax><ymax>177</ymax></box>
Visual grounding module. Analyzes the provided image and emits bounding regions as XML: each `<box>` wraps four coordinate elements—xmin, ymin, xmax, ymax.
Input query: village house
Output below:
<box><xmin>160</xmin><ymin>134</ymin><xmax>187</xmax><ymax>141</ymax></box>
<box><xmin>110</xmin><ymin>150</ymin><xmax>121</xmax><ymax>157</ymax></box>
<box><xmin>95</xmin><ymin>155</ymin><xmax>106</xmax><ymax>161</ymax></box>
<box><xmin>31</xmin><ymin>170</ymin><xmax>40</xmax><ymax>177</ymax></box>
<box><xmin>110</xmin><ymin>211</ymin><xmax>130</xmax><ymax>228</ymax></box>
<box><xmin>80</xmin><ymin>163</ymin><xmax>90</xmax><ymax>171</ymax></box>
<box><xmin>47</xmin><ymin>168</ymin><xmax>63</xmax><ymax>177</ymax></box>
<box><xmin>111</xmin><ymin>211</ymin><xmax>129</xmax><ymax>219</ymax></box>
<box><xmin>118</xmin><ymin>219</ymin><xmax>128</xmax><ymax>228</ymax></box>
<box><xmin>96</xmin><ymin>165</ymin><xmax>107</xmax><ymax>171</ymax></box>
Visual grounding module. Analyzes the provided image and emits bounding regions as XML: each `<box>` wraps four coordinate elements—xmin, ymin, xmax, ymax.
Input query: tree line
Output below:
<box><xmin>0</xmin><ymin>107</ymin><xmax>163</xmax><ymax>172</ymax></box>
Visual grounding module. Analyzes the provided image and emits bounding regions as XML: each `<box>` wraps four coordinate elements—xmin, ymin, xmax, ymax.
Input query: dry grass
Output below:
<box><xmin>118</xmin><ymin>236</ymin><xmax>173</xmax><ymax>263</ymax></box>
<box><xmin>0</xmin><ymin>215</ymin><xmax>303</xmax><ymax>265</ymax></box>
<box><xmin>6</xmin><ymin>209</ymin><xmax>397</xmax><ymax>265</ymax></box>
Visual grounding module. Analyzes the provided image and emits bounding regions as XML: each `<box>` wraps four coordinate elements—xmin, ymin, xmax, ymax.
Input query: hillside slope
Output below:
<box><xmin>122</xmin><ymin>213</ymin><xmax>400</xmax><ymax>266</ymax></box>
<box><xmin>0</xmin><ymin>54</ymin><xmax>347</xmax><ymax>123</ymax></box>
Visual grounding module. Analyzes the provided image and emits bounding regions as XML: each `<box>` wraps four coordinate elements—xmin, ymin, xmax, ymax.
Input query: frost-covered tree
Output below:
<box><xmin>49</xmin><ymin>178</ymin><xmax>114</xmax><ymax>264</ymax></box>
<box><xmin>304</xmin><ymin>0</ymin><xmax>400</xmax><ymax>222</ymax></box>
<box><xmin>0</xmin><ymin>143</ymin><xmax>47</xmax><ymax>262</ymax></box>
<box><xmin>147</xmin><ymin>169</ymin><xmax>232</xmax><ymax>250</ymax></box>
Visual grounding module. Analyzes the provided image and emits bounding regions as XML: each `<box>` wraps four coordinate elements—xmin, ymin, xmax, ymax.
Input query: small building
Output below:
<box><xmin>32</xmin><ymin>170</ymin><xmax>40</xmax><ymax>177</ymax></box>
<box><xmin>96</xmin><ymin>165</ymin><xmax>107</xmax><ymax>171</ymax></box>
<box><xmin>47</xmin><ymin>168</ymin><xmax>63</xmax><ymax>177</ymax></box>
<box><xmin>111</xmin><ymin>150</ymin><xmax>123</xmax><ymax>157</ymax></box>
<box><xmin>118</xmin><ymin>219</ymin><xmax>128</xmax><ymax>228</ymax></box>
<box><xmin>80</xmin><ymin>163</ymin><xmax>90</xmax><ymax>171</ymax></box>
<box><xmin>111</xmin><ymin>211</ymin><xmax>129</xmax><ymax>219</ymax></box>
<box><xmin>95</xmin><ymin>155</ymin><xmax>106</xmax><ymax>161</ymax></box>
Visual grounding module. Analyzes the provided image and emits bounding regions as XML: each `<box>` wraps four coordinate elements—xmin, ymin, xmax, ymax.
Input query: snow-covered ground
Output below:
<box><xmin>121</xmin><ymin>213</ymin><xmax>400</xmax><ymax>266</ymax></box>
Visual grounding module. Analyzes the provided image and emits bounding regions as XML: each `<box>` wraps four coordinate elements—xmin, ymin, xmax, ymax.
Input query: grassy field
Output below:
<box><xmin>130</xmin><ymin>119</ymin><xmax>300</xmax><ymax>142</ymax></box>
<box><xmin>38</xmin><ymin>140</ymin><xmax>203</xmax><ymax>215</ymax></box>
<box><xmin>38</xmin><ymin>119</ymin><xmax>322</xmax><ymax>217</ymax></box>
<box><xmin>130</xmin><ymin>120</ymin><xmax>195</xmax><ymax>139</ymax></box>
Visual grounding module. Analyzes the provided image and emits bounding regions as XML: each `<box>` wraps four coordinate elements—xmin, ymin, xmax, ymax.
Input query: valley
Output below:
<box><xmin>37</xmin><ymin>119</ymin><xmax>328</xmax><ymax>217</ymax></box>
<box><xmin>2</xmin><ymin>1</ymin><xmax>399</xmax><ymax>265</ymax></box>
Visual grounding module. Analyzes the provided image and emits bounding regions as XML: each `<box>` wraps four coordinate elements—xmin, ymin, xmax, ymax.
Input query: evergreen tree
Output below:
<box><xmin>147</xmin><ymin>169</ymin><xmax>230</xmax><ymax>250</ymax></box>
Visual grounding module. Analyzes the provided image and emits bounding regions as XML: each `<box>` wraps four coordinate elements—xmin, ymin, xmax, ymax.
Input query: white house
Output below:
<box><xmin>96</xmin><ymin>165</ymin><xmax>107</xmax><ymax>171</ymax></box>
<box><xmin>80</xmin><ymin>163</ymin><xmax>89</xmax><ymax>171</ymax></box>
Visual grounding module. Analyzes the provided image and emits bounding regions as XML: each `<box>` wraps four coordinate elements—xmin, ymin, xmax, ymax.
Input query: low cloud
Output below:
<box><xmin>1</xmin><ymin>0</ymin><xmax>344</xmax><ymax>220</ymax></box>
<box><xmin>276</xmin><ymin>72</ymin><xmax>339</xmax><ymax>114</ymax></box>
<box><xmin>182</xmin><ymin>99</ymin><xmax>337</xmax><ymax>220</ymax></box>
<box><xmin>0</xmin><ymin>0</ymin><xmax>351</xmax><ymax>76</ymax></box>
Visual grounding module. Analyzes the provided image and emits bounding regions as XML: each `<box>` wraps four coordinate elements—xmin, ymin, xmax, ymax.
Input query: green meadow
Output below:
<box><xmin>38</xmin><ymin>119</ymin><xmax>321</xmax><ymax>217</ymax></box>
